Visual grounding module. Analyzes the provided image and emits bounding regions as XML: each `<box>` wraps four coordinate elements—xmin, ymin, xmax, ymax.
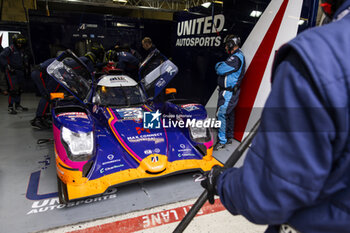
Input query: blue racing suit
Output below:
<box><xmin>217</xmin><ymin>1</ymin><xmax>350</xmax><ymax>232</ymax></box>
<box><xmin>31</xmin><ymin>58</ymin><xmax>60</xmax><ymax>118</ymax></box>
<box><xmin>116</xmin><ymin>51</ymin><xmax>140</xmax><ymax>79</ymax></box>
<box><xmin>0</xmin><ymin>45</ymin><xmax>27</xmax><ymax>106</ymax></box>
<box><xmin>216</xmin><ymin>49</ymin><xmax>245</xmax><ymax>144</ymax></box>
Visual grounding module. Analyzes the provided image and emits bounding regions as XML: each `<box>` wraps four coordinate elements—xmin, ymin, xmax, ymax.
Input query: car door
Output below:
<box><xmin>46</xmin><ymin>50</ymin><xmax>93</xmax><ymax>105</ymax></box>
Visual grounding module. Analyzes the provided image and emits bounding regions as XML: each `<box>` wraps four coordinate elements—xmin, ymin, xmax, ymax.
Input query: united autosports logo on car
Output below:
<box><xmin>143</xmin><ymin>110</ymin><xmax>221</xmax><ymax>129</ymax></box>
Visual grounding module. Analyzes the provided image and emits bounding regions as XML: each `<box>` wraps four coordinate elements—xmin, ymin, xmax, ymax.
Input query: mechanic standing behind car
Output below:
<box><xmin>201</xmin><ymin>0</ymin><xmax>350</xmax><ymax>232</ymax></box>
<box><xmin>0</xmin><ymin>34</ymin><xmax>30</xmax><ymax>114</ymax></box>
<box><xmin>30</xmin><ymin>58</ymin><xmax>60</xmax><ymax>129</ymax></box>
<box><xmin>140</xmin><ymin>37</ymin><xmax>156</xmax><ymax>60</ymax></box>
<box><xmin>214</xmin><ymin>35</ymin><xmax>246</xmax><ymax>150</ymax></box>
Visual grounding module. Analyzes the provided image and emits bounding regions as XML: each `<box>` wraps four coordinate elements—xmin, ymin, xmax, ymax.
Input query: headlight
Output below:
<box><xmin>61</xmin><ymin>126</ymin><xmax>94</xmax><ymax>161</ymax></box>
<box><xmin>190</xmin><ymin>126</ymin><xmax>207</xmax><ymax>139</ymax></box>
<box><xmin>189</xmin><ymin>120</ymin><xmax>211</xmax><ymax>142</ymax></box>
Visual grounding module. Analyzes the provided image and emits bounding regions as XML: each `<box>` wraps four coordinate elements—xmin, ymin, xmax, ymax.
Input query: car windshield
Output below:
<box><xmin>94</xmin><ymin>85</ymin><xmax>146</xmax><ymax>107</ymax></box>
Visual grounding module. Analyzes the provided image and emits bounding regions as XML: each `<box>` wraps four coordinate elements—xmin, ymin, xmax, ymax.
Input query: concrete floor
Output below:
<box><xmin>0</xmin><ymin>93</ymin><xmax>254</xmax><ymax>233</ymax></box>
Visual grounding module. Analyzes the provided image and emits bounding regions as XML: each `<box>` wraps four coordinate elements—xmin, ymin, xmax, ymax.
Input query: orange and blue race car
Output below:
<box><xmin>47</xmin><ymin>50</ymin><xmax>222</xmax><ymax>204</ymax></box>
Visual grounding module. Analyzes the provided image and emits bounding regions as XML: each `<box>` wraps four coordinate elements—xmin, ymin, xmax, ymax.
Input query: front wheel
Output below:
<box><xmin>57</xmin><ymin>176</ymin><xmax>68</xmax><ymax>204</ymax></box>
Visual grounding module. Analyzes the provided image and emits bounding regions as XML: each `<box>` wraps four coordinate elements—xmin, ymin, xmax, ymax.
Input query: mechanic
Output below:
<box><xmin>82</xmin><ymin>42</ymin><xmax>106</xmax><ymax>73</ymax></box>
<box><xmin>30</xmin><ymin>58</ymin><xmax>60</xmax><ymax>129</ymax></box>
<box><xmin>114</xmin><ymin>46</ymin><xmax>140</xmax><ymax>80</ymax></box>
<box><xmin>201</xmin><ymin>0</ymin><xmax>350</xmax><ymax>232</ymax></box>
<box><xmin>115</xmin><ymin>42</ymin><xmax>143</xmax><ymax>62</ymax></box>
<box><xmin>0</xmin><ymin>44</ymin><xmax>8</xmax><ymax>95</ymax></box>
<box><xmin>141</xmin><ymin>37</ymin><xmax>156</xmax><ymax>60</ymax></box>
<box><xmin>214</xmin><ymin>35</ymin><xmax>246</xmax><ymax>150</ymax></box>
<box><xmin>0</xmin><ymin>34</ymin><xmax>30</xmax><ymax>114</ymax></box>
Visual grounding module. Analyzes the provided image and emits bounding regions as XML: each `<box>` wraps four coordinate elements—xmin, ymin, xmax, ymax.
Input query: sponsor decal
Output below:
<box><xmin>117</xmin><ymin>108</ymin><xmax>143</xmax><ymax>120</ymax></box>
<box><xmin>165</xmin><ymin>64</ymin><xmax>176</xmax><ymax>75</ymax></box>
<box><xmin>151</xmin><ymin>156</ymin><xmax>159</xmax><ymax>163</ymax></box>
<box><xmin>136</xmin><ymin>127</ymin><xmax>151</xmax><ymax>135</ymax></box>
<box><xmin>144</xmin><ymin>149</ymin><xmax>152</xmax><ymax>155</ymax></box>
<box><xmin>155</xmin><ymin>78</ymin><xmax>166</xmax><ymax>88</ymax></box>
<box><xmin>177</xmin><ymin>153</ymin><xmax>195</xmax><ymax>158</ymax></box>
<box><xmin>176</xmin><ymin>14</ymin><xmax>225</xmax><ymax>47</ymax></box>
<box><xmin>57</xmin><ymin>112</ymin><xmax>88</xmax><ymax>119</ymax></box>
<box><xmin>154</xmin><ymin>148</ymin><xmax>160</xmax><ymax>153</ymax></box>
<box><xmin>181</xmin><ymin>104</ymin><xmax>199</xmax><ymax>112</ymax></box>
<box><xmin>127</xmin><ymin>133</ymin><xmax>164</xmax><ymax>143</ymax></box>
<box><xmin>143</xmin><ymin>110</ymin><xmax>161</xmax><ymax>129</ymax></box>
<box><xmin>180</xmin><ymin>144</ymin><xmax>186</xmax><ymax>149</ymax></box>
<box><xmin>107</xmin><ymin>154</ymin><xmax>114</xmax><ymax>160</ymax></box>
<box><xmin>105</xmin><ymin>164</ymin><xmax>125</xmax><ymax>171</ymax></box>
<box><xmin>110</xmin><ymin>76</ymin><xmax>127</xmax><ymax>82</ymax></box>
<box><xmin>102</xmin><ymin>159</ymin><xmax>121</xmax><ymax>166</ymax></box>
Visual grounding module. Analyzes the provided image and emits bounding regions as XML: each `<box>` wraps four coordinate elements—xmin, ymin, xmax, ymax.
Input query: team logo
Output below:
<box><xmin>136</xmin><ymin>127</ymin><xmax>151</xmax><ymax>134</ymax></box>
<box><xmin>180</xmin><ymin>144</ymin><xmax>186</xmax><ymax>149</ymax></box>
<box><xmin>151</xmin><ymin>156</ymin><xmax>159</xmax><ymax>163</ymax></box>
<box><xmin>107</xmin><ymin>154</ymin><xmax>114</xmax><ymax>160</ymax></box>
<box><xmin>143</xmin><ymin>110</ymin><xmax>161</xmax><ymax>129</ymax></box>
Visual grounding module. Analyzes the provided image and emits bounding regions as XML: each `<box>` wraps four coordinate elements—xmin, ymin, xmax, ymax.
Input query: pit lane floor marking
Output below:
<box><xmin>43</xmin><ymin>198</ymin><xmax>226</xmax><ymax>233</ymax></box>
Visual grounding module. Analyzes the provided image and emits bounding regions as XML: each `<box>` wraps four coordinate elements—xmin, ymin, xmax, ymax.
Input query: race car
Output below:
<box><xmin>47</xmin><ymin>50</ymin><xmax>222</xmax><ymax>204</ymax></box>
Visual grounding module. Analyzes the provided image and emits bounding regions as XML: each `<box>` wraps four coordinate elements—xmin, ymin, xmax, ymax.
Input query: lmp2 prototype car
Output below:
<box><xmin>47</xmin><ymin>50</ymin><xmax>222</xmax><ymax>204</ymax></box>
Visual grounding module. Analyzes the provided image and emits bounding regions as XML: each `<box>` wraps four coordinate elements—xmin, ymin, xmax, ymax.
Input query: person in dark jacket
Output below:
<box><xmin>201</xmin><ymin>0</ymin><xmax>350</xmax><ymax>232</ymax></box>
<box><xmin>30</xmin><ymin>58</ymin><xmax>60</xmax><ymax>129</ymax></box>
<box><xmin>0</xmin><ymin>34</ymin><xmax>29</xmax><ymax>114</ymax></box>
<box><xmin>214</xmin><ymin>35</ymin><xmax>245</xmax><ymax>150</ymax></box>
<box><xmin>141</xmin><ymin>37</ymin><xmax>156</xmax><ymax>60</ymax></box>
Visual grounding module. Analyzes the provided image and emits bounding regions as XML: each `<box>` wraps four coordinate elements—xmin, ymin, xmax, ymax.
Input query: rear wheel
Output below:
<box><xmin>57</xmin><ymin>176</ymin><xmax>69</xmax><ymax>204</ymax></box>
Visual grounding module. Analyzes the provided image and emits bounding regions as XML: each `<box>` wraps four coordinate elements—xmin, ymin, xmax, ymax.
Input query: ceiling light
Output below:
<box><xmin>201</xmin><ymin>2</ymin><xmax>211</xmax><ymax>8</ymax></box>
<box><xmin>113</xmin><ymin>0</ymin><xmax>128</xmax><ymax>3</ymax></box>
<box><xmin>250</xmin><ymin>10</ymin><xmax>262</xmax><ymax>17</ymax></box>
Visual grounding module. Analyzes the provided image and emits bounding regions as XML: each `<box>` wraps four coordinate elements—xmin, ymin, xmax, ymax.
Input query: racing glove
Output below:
<box><xmin>7</xmin><ymin>64</ymin><xmax>15</xmax><ymax>73</ymax></box>
<box><xmin>200</xmin><ymin>165</ymin><xmax>225</xmax><ymax>204</ymax></box>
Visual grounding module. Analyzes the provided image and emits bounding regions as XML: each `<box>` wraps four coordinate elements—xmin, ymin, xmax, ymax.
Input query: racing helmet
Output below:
<box><xmin>12</xmin><ymin>34</ymin><xmax>27</xmax><ymax>47</ymax></box>
<box><xmin>85</xmin><ymin>51</ymin><xmax>97</xmax><ymax>64</ymax></box>
<box><xmin>223</xmin><ymin>34</ymin><xmax>241</xmax><ymax>51</ymax></box>
<box><xmin>321</xmin><ymin>0</ymin><xmax>345</xmax><ymax>18</ymax></box>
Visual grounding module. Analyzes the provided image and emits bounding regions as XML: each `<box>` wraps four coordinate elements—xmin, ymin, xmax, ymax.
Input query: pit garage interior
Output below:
<box><xmin>0</xmin><ymin>0</ymin><xmax>322</xmax><ymax>232</ymax></box>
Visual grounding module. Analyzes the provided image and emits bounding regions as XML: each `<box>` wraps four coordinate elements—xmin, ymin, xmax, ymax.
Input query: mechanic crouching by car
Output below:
<box><xmin>214</xmin><ymin>35</ymin><xmax>246</xmax><ymax>150</ymax></box>
<box><xmin>0</xmin><ymin>34</ymin><xmax>30</xmax><ymax>114</ymax></box>
<box><xmin>30</xmin><ymin>58</ymin><xmax>60</xmax><ymax>129</ymax></box>
<box><xmin>114</xmin><ymin>47</ymin><xmax>140</xmax><ymax>80</ymax></box>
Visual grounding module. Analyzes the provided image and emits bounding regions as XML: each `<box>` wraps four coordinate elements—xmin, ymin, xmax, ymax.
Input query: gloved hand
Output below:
<box><xmin>7</xmin><ymin>64</ymin><xmax>15</xmax><ymax>73</ymax></box>
<box><xmin>200</xmin><ymin>165</ymin><xmax>225</xmax><ymax>204</ymax></box>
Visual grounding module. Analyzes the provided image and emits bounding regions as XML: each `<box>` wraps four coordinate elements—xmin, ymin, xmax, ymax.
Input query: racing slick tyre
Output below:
<box><xmin>57</xmin><ymin>176</ymin><xmax>68</xmax><ymax>204</ymax></box>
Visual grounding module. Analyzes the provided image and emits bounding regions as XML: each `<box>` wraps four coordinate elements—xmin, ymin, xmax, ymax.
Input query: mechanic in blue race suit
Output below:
<box><xmin>0</xmin><ymin>34</ymin><xmax>30</xmax><ymax>114</ymax></box>
<box><xmin>30</xmin><ymin>53</ymin><xmax>96</xmax><ymax>129</ymax></box>
<box><xmin>30</xmin><ymin>58</ymin><xmax>60</xmax><ymax>129</ymax></box>
<box><xmin>201</xmin><ymin>0</ymin><xmax>350</xmax><ymax>232</ymax></box>
<box><xmin>214</xmin><ymin>35</ymin><xmax>245</xmax><ymax>150</ymax></box>
<box><xmin>105</xmin><ymin>48</ymin><xmax>140</xmax><ymax>80</ymax></box>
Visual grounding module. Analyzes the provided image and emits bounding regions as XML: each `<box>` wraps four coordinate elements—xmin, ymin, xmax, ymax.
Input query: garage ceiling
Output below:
<box><xmin>37</xmin><ymin>0</ymin><xmax>219</xmax><ymax>12</ymax></box>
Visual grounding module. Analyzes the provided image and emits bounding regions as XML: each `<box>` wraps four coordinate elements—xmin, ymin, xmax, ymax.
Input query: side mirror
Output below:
<box><xmin>50</xmin><ymin>92</ymin><xmax>64</xmax><ymax>100</ymax></box>
<box><xmin>165</xmin><ymin>88</ymin><xmax>177</xmax><ymax>95</ymax></box>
